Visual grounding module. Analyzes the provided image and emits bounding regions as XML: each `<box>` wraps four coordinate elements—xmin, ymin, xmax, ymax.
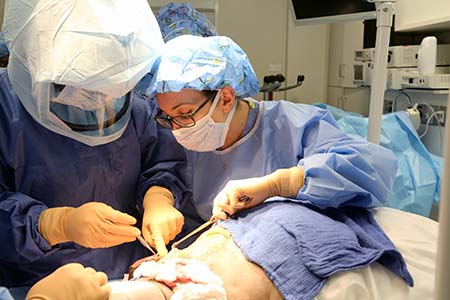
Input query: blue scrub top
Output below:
<box><xmin>181</xmin><ymin>99</ymin><xmax>398</xmax><ymax>221</ymax></box>
<box><xmin>0</xmin><ymin>72</ymin><xmax>188</xmax><ymax>287</ymax></box>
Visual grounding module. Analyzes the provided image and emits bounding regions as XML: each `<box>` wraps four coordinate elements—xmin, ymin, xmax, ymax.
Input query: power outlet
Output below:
<box><xmin>435</xmin><ymin>110</ymin><xmax>446</xmax><ymax>124</ymax></box>
<box><xmin>416</xmin><ymin>104</ymin><xmax>446</xmax><ymax>126</ymax></box>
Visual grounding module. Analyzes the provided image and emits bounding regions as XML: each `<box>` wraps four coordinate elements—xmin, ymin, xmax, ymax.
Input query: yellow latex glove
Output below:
<box><xmin>26</xmin><ymin>263</ymin><xmax>110</xmax><ymax>300</ymax></box>
<box><xmin>212</xmin><ymin>166</ymin><xmax>304</xmax><ymax>220</ymax></box>
<box><xmin>142</xmin><ymin>186</ymin><xmax>184</xmax><ymax>256</ymax></box>
<box><xmin>39</xmin><ymin>202</ymin><xmax>141</xmax><ymax>248</ymax></box>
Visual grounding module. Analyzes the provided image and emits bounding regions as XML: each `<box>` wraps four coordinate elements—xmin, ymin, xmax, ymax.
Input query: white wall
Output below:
<box><xmin>0</xmin><ymin>0</ymin><xmax>4</xmax><ymax>29</ymax></box>
<box><xmin>0</xmin><ymin>0</ymin><xmax>330</xmax><ymax>104</ymax></box>
<box><xmin>150</xmin><ymin>0</ymin><xmax>330</xmax><ymax>103</ymax></box>
<box><xmin>285</xmin><ymin>16</ymin><xmax>329</xmax><ymax>104</ymax></box>
<box><xmin>217</xmin><ymin>0</ymin><xmax>288</xmax><ymax>101</ymax></box>
<box><xmin>219</xmin><ymin>0</ymin><xmax>330</xmax><ymax>103</ymax></box>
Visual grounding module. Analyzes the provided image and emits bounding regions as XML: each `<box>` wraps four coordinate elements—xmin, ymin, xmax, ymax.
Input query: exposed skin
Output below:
<box><xmin>128</xmin><ymin>226</ymin><xmax>283</xmax><ymax>300</ymax></box>
<box><xmin>155</xmin><ymin>87</ymin><xmax>249</xmax><ymax>150</ymax></box>
<box><xmin>155</xmin><ymin>87</ymin><xmax>305</xmax><ymax>221</ymax></box>
<box><xmin>120</xmin><ymin>208</ymin><xmax>438</xmax><ymax>300</ymax></box>
<box><xmin>110</xmin><ymin>279</ymin><xmax>173</xmax><ymax>300</ymax></box>
<box><xmin>151</xmin><ymin>88</ymin><xmax>297</xmax><ymax>299</ymax></box>
<box><xmin>168</xmin><ymin>226</ymin><xmax>283</xmax><ymax>300</ymax></box>
<box><xmin>141</xmin><ymin>87</ymin><xmax>254</xmax><ymax>257</ymax></box>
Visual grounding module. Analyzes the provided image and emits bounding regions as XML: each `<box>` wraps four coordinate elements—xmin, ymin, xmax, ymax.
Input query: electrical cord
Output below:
<box><xmin>417</xmin><ymin>102</ymin><xmax>444</xmax><ymax>153</ymax></box>
<box><xmin>392</xmin><ymin>92</ymin><xmax>412</xmax><ymax>112</ymax></box>
<box><xmin>419</xmin><ymin>112</ymin><xmax>439</xmax><ymax>138</ymax></box>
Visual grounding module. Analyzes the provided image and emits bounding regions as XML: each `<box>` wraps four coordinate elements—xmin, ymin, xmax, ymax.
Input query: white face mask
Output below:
<box><xmin>172</xmin><ymin>90</ymin><xmax>237</xmax><ymax>152</ymax></box>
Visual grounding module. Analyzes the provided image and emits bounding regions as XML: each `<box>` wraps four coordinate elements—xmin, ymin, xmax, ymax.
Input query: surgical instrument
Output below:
<box><xmin>171</xmin><ymin>195</ymin><xmax>252</xmax><ymax>249</ymax></box>
<box><xmin>137</xmin><ymin>235</ymin><xmax>157</xmax><ymax>255</ymax></box>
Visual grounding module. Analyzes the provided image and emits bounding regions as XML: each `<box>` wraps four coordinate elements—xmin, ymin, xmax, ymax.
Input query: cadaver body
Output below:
<box><xmin>112</xmin><ymin>207</ymin><xmax>437</xmax><ymax>300</ymax></box>
<box><xmin>126</xmin><ymin>226</ymin><xmax>282</xmax><ymax>300</ymax></box>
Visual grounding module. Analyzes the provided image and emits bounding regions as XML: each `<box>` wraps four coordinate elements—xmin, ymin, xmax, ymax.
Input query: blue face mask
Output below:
<box><xmin>172</xmin><ymin>90</ymin><xmax>237</xmax><ymax>152</ymax></box>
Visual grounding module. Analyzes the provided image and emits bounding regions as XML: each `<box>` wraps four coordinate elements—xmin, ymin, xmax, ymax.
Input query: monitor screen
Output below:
<box><xmin>291</xmin><ymin>1</ymin><xmax>376</xmax><ymax>25</ymax></box>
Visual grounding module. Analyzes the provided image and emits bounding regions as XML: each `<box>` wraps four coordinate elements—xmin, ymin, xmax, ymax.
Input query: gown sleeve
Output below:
<box><xmin>296</xmin><ymin>109</ymin><xmax>398</xmax><ymax>208</ymax></box>
<box><xmin>135</xmin><ymin>99</ymin><xmax>189</xmax><ymax>208</ymax></box>
<box><xmin>0</xmin><ymin>156</ymin><xmax>54</xmax><ymax>264</ymax></box>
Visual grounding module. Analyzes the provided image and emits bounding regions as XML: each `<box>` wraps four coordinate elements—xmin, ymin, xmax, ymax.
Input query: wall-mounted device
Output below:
<box><xmin>355</xmin><ymin>44</ymin><xmax>450</xmax><ymax>68</ymax></box>
<box><xmin>387</xmin><ymin>46</ymin><xmax>421</xmax><ymax>68</ymax></box>
<box><xmin>259</xmin><ymin>74</ymin><xmax>305</xmax><ymax>100</ymax></box>
<box><xmin>388</xmin><ymin>44</ymin><xmax>450</xmax><ymax>68</ymax></box>
<box><xmin>353</xmin><ymin>43</ymin><xmax>450</xmax><ymax>89</ymax></box>
<box><xmin>417</xmin><ymin>37</ymin><xmax>438</xmax><ymax>74</ymax></box>
<box><xmin>355</xmin><ymin>66</ymin><xmax>450</xmax><ymax>89</ymax></box>
<box><xmin>353</xmin><ymin>62</ymin><xmax>373</xmax><ymax>87</ymax></box>
<box><xmin>354</xmin><ymin>50</ymin><xmax>373</xmax><ymax>62</ymax></box>
<box><xmin>290</xmin><ymin>0</ymin><xmax>376</xmax><ymax>26</ymax></box>
<box><xmin>389</xmin><ymin>67</ymin><xmax>449</xmax><ymax>89</ymax></box>
<box><xmin>401</xmin><ymin>73</ymin><xmax>450</xmax><ymax>89</ymax></box>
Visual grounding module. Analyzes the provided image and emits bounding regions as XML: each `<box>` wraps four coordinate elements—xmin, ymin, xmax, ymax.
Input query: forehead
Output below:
<box><xmin>156</xmin><ymin>89</ymin><xmax>205</xmax><ymax>110</ymax></box>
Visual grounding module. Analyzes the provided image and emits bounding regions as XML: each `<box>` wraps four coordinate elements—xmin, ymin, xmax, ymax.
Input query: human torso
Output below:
<box><xmin>0</xmin><ymin>73</ymin><xmax>152</xmax><ymax>285</ymax></box>
<box><xmin>0</xmin><ymin>74</ymin><xmax>142</xmax><ymax>214</ymax></box>
<box><xmin>183</xmin><ymin>99</ymin><xmax>309</xmax><ymax>221</ymax></box>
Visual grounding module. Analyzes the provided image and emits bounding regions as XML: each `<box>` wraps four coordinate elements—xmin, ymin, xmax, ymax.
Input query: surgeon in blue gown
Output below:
<box><xmin>0</xmin><ymin>0</ymin><xmax>187</xmax><ymax>289</ymax></box>
<box><xmin>146</xmin><ymin>35</ymin><xmax>398</xmax><ymax>255</ymax></box>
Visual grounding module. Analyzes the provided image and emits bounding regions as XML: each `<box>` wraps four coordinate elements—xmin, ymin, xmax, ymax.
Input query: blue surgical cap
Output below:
<box><xmin>156</xmin><ymin>2</ymin><xmax>218</xmax><ymax>42</ymax></box>
<box><xmin>0</xmin><ymin>33</ymin><xmax>9</xmax><ymax>57</ymax></box>
<box><xmin>150</xmin><ymin>35</ymin><xmax>260</xmax><ymax>98</ymax></box>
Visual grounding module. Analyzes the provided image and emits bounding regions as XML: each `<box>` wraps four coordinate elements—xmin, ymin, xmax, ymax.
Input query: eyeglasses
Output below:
<box><xmin>154</xmin><ymin>90</ymin><xmax>218</xmax><ymax>129</ymax></box>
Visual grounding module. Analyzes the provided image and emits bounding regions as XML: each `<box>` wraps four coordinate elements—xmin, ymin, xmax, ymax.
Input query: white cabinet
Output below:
<box><xmin>327</xmin><ymin>86</ymin><xmax>370</xmax><ymax>116</ymax></box>
<box><xmin>395</xmin><ymin>0</ymin><xmax>450</xmax><ymax>32</ymax></box>
<box><xmin>327</xmin><ymin>20</ymin><xmax>370</xmax><ymax>115</ymax></box>
<box><xmin>328</xmin><ymin>20</ymin><xmax>365</xmax><ymax>88</ymax></box>
<box><xmin>328</xmin><ymin>24</ymin><xmax>345</xmax><ymax>87</ymax></box>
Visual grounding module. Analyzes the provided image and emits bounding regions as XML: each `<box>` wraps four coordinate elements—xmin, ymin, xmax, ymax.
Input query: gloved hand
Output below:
<box><xmin>142</xmin><ymin>186</ymin><xmax>184</xmax><ymax>256</ymax></box>
<box><xmin>39</xmin><ymin>202</ymin><xmax>141</xmax><ymax>248</ymax></box>
<box><xmin>26</xmin><ymin>263</ymin><xmax>110</xmax><ymax>300</ymax></box>
<box><xmin>212</xmin><ymin>166</ymin><xmax>304</xmax><ymax>220</ymax></box>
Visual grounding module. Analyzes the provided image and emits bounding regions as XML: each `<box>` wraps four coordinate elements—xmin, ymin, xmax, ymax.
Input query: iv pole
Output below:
<box><xmin>366</xmin><ymin>1</ymin><xmax>449</xmax><ymax>298</ymax></box>
<box><xmin>366</xmin><ymin>0</ymin><xmax>395</xmax><ymax>144</ymax></box>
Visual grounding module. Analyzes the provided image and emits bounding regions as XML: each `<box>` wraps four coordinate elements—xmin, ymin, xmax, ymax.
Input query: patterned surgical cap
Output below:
<box><xmin>150</xmin><ymin>35</ymin><xmax>260</xmax><ymax>98</ymax></box>
<box><xmin>156</xmin><ymin>2</ymin><xmax>218</xmax><ymax>42</ymax></box>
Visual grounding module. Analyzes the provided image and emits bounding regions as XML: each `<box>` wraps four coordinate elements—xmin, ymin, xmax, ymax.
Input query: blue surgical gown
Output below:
<box><xmin>0</xmin><ymin>72</ymin><xmax>187</xmax><ymax>287</ymax></box>
<box><xmin>0</xmin><ymin>287</ymin><xmax>13</xmax><ymax>300</ymax></box>
<box><xmin>180</xmin><ymin>99</ymin><xmax>398</xmax><ymax>221</ymax></box>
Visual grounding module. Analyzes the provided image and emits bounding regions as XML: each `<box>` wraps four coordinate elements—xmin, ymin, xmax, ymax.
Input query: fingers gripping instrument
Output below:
<box><xmin>171</xmin><ymin>195</ymin><xmax>251</xmax><ymax>249</ymax></box>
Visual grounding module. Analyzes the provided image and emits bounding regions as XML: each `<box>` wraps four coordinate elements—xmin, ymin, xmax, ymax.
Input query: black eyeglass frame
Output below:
<box><xmin>154</xmin><ymin>90</ymin><xmax>218</xmax><ymax>129</ymax></box>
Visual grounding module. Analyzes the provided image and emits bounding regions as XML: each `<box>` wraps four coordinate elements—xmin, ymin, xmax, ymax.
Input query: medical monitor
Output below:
<box><xmin>290</xmin><ymin>1</ymin><xmax>377</xmax><ymax>25</ymax></box>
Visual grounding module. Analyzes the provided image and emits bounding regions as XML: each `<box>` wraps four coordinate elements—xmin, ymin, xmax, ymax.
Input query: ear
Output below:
<box><xmin>220</xmin><ymin>86</ymin><xmax>236</xmax><ymax>113</ymax></box>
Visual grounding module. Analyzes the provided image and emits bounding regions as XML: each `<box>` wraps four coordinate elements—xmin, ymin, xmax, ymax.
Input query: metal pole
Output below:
<box><xmin>434</xmin><ymin>92</ymin><xmax>450</xmax><ymax>300</ymax></box>
<box><xmin>367</xmin><ymin>1</ymin><xmax>394</xmax><ymax>144</ymax></box>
